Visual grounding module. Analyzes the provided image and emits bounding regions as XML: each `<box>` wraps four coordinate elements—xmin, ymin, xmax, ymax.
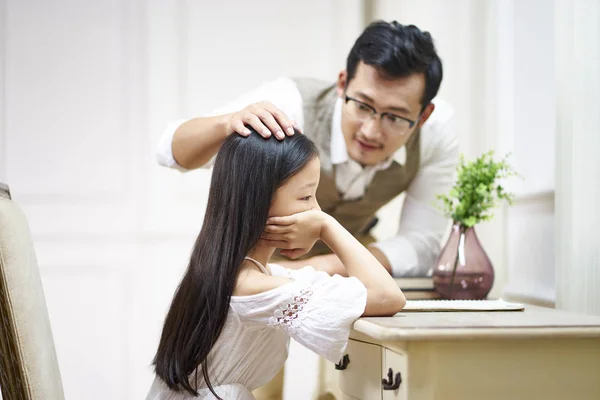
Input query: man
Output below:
<box><xmin>157</xmin><ymin>21</ymin><xmax>458</xmax><ymax>280</ymax></box>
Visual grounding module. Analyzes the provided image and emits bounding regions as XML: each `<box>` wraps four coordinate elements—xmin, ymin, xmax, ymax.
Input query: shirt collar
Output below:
<box><xmin>330</xmin><ymin>97</ymin><xmax>348</xmax><ymax>164</ymax></box>
<box><xmin>329</xmin><ymin>97</ymin><xmax>406</xmax><ymax>169</ymax></box>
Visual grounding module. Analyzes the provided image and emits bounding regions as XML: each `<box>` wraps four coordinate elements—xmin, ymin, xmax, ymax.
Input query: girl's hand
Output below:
<box><xmin>261</xmin><ymin>210</ymin><xmax>330</xmax><ymax>259</ymax></box>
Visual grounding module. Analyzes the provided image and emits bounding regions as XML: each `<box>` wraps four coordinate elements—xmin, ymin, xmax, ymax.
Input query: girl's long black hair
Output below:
<box><xmin>153</xmin><ymin>130</ymin><xmax>318</xmax><ymax>397</ymax></box>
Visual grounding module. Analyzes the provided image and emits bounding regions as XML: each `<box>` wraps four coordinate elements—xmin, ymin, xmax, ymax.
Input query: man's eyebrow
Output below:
<box><xmin>354</xmin><ymin>91</ymin><xmax>412</xmax><ymax>114</ymax></box>
<box><xmin>355</xmin><ymin>91</ymin><xmax>375</xmax><ymax>103</ymax></box>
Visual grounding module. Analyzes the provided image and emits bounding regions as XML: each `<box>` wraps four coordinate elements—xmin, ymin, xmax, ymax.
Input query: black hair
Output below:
<box><xmin>346</xmin><ymin>20</ymin><xmax>443</xmax><ymax>108</ymax></box>
<box><xmin>152</xmin><ymin>130</ymin><xmax>318</xmax><ymax>398</ymax></box>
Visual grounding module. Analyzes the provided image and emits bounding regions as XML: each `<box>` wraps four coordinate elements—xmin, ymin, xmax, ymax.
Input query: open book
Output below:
<box><xmin>402</xmin><ymin>298</ymin><xmax>525</xmax><ymax>312</ymax></box>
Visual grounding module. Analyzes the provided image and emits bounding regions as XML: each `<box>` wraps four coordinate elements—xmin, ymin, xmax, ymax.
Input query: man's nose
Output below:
<box><xmin>360</xmin><ymin>117</ymin><xmax>381</xmax><ymax>140</ymax></box>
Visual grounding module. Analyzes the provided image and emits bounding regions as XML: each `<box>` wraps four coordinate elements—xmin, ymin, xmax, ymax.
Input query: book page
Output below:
<box><xmin>402</xmin><ymin>299</ymin><xmax>525</xmax><ymax>312</ymax></box>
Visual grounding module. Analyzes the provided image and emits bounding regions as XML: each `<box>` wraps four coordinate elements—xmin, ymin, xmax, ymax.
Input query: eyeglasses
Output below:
<box><xmin>344</xmin><ymin>95</ymin><xmax>418</xmax><ymax>136</ymax></box>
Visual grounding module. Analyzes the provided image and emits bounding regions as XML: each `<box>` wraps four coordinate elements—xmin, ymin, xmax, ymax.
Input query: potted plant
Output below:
<box><xmin>434</xmin><ymin>151</ymin><xmax>518</xmax><ymax>300</ymax></box>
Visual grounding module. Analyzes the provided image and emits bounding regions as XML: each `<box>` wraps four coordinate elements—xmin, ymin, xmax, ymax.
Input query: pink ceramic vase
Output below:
<box><xmin>433</xmin><ymin>223</ymin><xmax>494</xmax><ymax>300</ymax></box>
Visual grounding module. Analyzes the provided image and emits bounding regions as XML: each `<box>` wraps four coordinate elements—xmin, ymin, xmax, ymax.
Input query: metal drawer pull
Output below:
<box><xmin>335</xmin><ymin>354</ymin><xmax>350</xmax><ymax>370</ymax></box>
<box><xmin>382</xmin><ymin>367</ymin><xmax>402</xmax><ymax>390</ymax></box>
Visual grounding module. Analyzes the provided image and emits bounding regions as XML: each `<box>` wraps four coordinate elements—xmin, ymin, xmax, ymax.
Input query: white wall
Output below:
<box><xmin>4</xmin><ymin>1</ymin><xmax>147</xmax><ymax>399</ymax></box>
<box><xmin>497</xmin><ymin>0</ymin><xmax>556</xmax><ymax>306</ymax></box>
<box><xmin>555</xmin><ymin>0</ymin><xmax>600</xmax><ymax>316</ymax></box>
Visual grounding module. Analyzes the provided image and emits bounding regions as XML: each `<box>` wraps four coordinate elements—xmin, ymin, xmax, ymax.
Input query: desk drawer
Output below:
<box><xmin>382</xmin><ymin>348</ymin><xmax>408</xmax><ymax>399</ymax></box>
<box><xmin>337</xmin><ymin>339</ymin><xmax>408</xmax><ymax>400</ymax></box>
<box><xmin>338</xmin><ymin>339</ymin><xmax>382</xmax><ymax>399</ymax></box>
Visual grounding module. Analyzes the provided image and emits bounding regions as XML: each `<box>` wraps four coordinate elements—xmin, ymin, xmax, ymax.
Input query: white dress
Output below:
<box><xmin>145</xmin><ymin>264</ymin><xmax>368</xmax><ymax>400</ymax></box>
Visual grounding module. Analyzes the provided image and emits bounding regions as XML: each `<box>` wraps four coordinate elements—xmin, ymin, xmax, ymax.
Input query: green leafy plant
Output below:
<box><xmin>437</xmin><ymin>151</ymin><xmax>518</xmax><ymax>227</ymax></box>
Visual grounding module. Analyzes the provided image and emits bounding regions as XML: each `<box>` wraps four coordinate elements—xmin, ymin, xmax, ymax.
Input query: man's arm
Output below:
<box><xmin>155</xmin><ymin>78</ymin><xmax>304</xmax><ymax>171</ymax></box>
<box><xmin>170</xmin><ymin>114</ymin><xmax>232</xmax><ymax>170</ymax></box>
<box><xmin>279</xmin><ymin>248</ymin><xmax>391</xmax><ymax>277</ymax></box>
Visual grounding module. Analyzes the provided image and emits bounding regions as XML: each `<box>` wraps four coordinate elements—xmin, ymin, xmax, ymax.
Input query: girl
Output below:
<box><xmin>147</xmin><ymin>131</ymin><xmax>405</xmax><ymax>399</ymax></box>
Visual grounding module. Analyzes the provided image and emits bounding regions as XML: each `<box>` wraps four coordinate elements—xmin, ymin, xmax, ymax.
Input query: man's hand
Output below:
<box><xmin>261</xmin><ymin>210</ymin><xmax>329</xmax><ymax>259</ymax></box>
<box><xmin>226</xmin><ymin>101</ymin><xmax>300</xmax><ymax>140</ymax></box>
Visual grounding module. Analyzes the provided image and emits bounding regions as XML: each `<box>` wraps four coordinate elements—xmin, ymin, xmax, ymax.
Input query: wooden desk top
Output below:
<box><xmin>352</xmin><ymin>305</ymin><xmax>600</xmax><ymax>342</ymax></box>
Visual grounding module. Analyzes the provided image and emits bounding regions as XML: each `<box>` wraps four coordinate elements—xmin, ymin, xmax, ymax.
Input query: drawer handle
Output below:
<box><xmin>382</xmin><ymin>367</ymin><xmax>402</xmax><ymax>390</ymax></box>
<box><xmin>335</xmin><ymin>354</ymin><xmax>350</xmax><ymax>370</ymax></box>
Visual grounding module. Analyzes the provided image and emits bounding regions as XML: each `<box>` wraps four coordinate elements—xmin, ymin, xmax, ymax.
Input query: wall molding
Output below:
<box><xmin>504</xmin><ymin>188</ymin><xmax>555</xmax><ymax>309</ymax></box>
<box><xmin>10</xmin><ymin>0</ymin><xmax>139</xmax><ymax>205</ymax></box>
<box><xmin>176</xmin><ymin>0</ymin><xmax>188</xmax><ymax>118</ymax></box>
<box><xmin>514</xmin><ymin>189</ymin><xmax>555</xmax><ymax>204</ymax></box>
<box><xmin>362</xmin><ymin>0</ymin><xmax>375</xmax><ymax>26</ymax></box>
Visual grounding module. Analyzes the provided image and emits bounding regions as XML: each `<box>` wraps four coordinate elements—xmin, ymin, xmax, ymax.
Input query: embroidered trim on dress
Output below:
<box><xmin>268</xmin><ymin>288</ymin><xmax>314</xmax><ymax>334</ymax></box>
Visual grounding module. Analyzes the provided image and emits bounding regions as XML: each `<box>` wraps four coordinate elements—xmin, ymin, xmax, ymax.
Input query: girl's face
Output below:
<box><xmin>269</xmin><ymin>157</ymin><xmax>321</xmax><ymax>218</ymax></box>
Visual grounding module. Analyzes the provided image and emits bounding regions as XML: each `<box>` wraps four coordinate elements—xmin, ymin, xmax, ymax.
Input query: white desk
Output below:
<box><xmin>317</xmin><ymin>305</ymin><xmax>600</xmax><ymax>400</ymax></box>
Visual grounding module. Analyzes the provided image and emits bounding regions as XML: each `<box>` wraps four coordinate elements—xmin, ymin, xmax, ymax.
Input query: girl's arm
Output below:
<box><xmin>264</xmin><ymin>211</ymin><xmax>406</xmax><ymax>316</ymax></box>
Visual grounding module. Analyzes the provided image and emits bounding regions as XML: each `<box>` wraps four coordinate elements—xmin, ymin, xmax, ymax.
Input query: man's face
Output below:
<box><xmin>336</xmin><ymin>62</ymin><xmax>434</xmax><ymax>166</ymax></box>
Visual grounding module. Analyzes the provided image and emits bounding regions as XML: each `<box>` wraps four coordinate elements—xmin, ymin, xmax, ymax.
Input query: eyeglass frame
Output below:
<box><xmin>344</xmin><ymin>95</ymin><xmax>420</xmax><ymax>134</ymax></box>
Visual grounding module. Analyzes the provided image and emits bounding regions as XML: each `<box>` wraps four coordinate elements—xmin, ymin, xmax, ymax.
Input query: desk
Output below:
<box><xmin>316</xmin><ymin>305</ymin><xmax>600</xmax><ymax>400</ymax></box>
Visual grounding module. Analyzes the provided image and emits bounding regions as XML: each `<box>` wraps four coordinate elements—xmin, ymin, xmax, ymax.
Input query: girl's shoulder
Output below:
<box><xmin>232</xmin><ymin>267</ymin><xmax>293</xmax><ymax>297</ymax></box>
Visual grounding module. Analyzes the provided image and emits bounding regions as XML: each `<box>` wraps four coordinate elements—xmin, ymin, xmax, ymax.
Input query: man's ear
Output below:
<box><xmin>417</xmin><ymin>103</ymin><xmax>436</xmax><ymax>128</ymax></box>
<box><xmin>336</xmin><ymin>70</ymin><xmax>347</xmax><ymax>98</ymax></box>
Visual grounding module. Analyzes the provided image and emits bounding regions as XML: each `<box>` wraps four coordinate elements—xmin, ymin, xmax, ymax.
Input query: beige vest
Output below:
<box><xmin>291</xmin><ymin>78</ymin><xmax>421</xmax><ymax>256</ymax></box>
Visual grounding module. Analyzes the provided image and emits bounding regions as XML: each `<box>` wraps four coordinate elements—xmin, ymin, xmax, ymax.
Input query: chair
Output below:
<box><xmin>0</xmin><ymin>183</ymin><xmax>65</xmax><ymax>400</ymax></box>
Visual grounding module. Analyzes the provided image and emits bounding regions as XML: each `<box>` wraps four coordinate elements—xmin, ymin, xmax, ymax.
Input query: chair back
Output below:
<box><xmin>0</xmin><ymin>183</ymin><xmax>65</xmax><ymax>400</ymax></box>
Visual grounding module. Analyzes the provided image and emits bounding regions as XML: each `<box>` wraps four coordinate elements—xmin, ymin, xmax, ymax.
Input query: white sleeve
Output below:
<box><xmin>267</xmin><ymin>263</ymin><xmax>326</xmax><ymax>282</ymax></box>
<box><xmin>155</xmin><ymin>77</ymin><xmax>304</xmax><ymax>171</ymax></box>
<box><xmin>236</xmin><ymin>275</ymin><xmax>367</xmax><ymax>364</ymax></box>
<box><xmin>267</xmin><ymin>263</ymin><xmax>294</xmax><ymax>279</ymax></box>
<box><xmin>371</xmin><ymin>99</ymin><xmax>459</xmax><ymax>277</ymax></box>
<box><xmin>155</xmin><ymin>118</ymin><xmax>191</xmax><ymax>172</ymax></box>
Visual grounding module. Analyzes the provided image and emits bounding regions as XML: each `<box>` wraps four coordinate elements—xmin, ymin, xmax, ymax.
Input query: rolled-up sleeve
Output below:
<box><xmin>155</xmin><ymin>118</ymin><xmax>191</xmax><ymax>171</ymax></box>
<box><xmin>371</xmin><ymin>99</ymin><xmax>459</xmax><ymax>277</ymax></box>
